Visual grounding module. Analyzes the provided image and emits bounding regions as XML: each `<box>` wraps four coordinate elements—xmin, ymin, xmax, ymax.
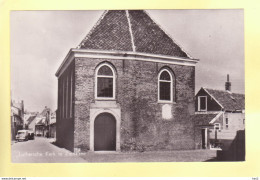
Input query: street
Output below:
<box><xmin>12</xmin><ymin>137</ymin><xmax>218</xmax><ymax>163</ymax></box>
<box><xmin>11</xmin><ymin>137</ymin><xmax>86</xmax><ymax>163</ymax></box>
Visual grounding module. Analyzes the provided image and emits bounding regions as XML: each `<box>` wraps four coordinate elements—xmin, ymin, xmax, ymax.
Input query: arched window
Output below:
<box><xmin>158</xmin><ymin>69</ymin><xmax>173</xmax><ymax>102</ymax></box>
<box><xmin>95</xmin><ymin>63</ymin><xmax>116</xmax><ymax>99</ymax></box>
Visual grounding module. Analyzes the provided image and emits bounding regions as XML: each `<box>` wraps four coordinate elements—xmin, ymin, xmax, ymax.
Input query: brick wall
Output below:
<box><xmin>56</xmin><ymin>61</ymin><xmax>75</xmax><ymax>151</ymax></box>
<box><xmin>72</xmin><ymin>57</ymin><xmax>196</xmax><ymax>151</ymax></box>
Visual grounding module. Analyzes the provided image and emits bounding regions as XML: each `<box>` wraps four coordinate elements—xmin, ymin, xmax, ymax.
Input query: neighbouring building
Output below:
<box><xmin>49</xmin><ymin>112</ymin><xmax>56</xmax><ymax>138</ymax></box>
<box><xmin>35</xmin><ymin>117</ymin><xmax>46</xmax><ymax>136</ymax></box>
<box><xmin>55</xmin><ymin>10</ymin><xmax>199</xmax><ymax>152</ymax></box>
<box><xmin>35</xmin><ymin>106</ymin><xmax>52</xmax><ymax>137</ymax></box>
<box><xmin>11</xmin><ymin>100</ymin><xmax>24</xmax><ymax>140</ymax></box>
<box><xmin>194</xmin><ymin>75</ymin><xmax>245</xmax><ymax>149</ymax></box>
<box><xmin>25</xmin><ymin>113</ymin><xmax>37</xmax><ymax>132</ymax></box>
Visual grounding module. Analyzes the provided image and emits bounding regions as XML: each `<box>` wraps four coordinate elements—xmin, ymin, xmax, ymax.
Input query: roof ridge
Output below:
<box><xmin>125</xmin><ymin>10</ymin><xmax>136</xmax><ymax>52</ymax></box>
<box><xmin>143</xmin><ymin>10</ymin><xmax>193</xmax><ymax>59</ymax></box>
<box><xmin>204</xmin><ymin>87</ymin><xmax>245</xmax><ymax>95</ymax></box>
<box><xmin>204</xmin><ymin>87</ymin><xmax>227</xmax><ymax>92</ymax></box>
<box><xmin>77</xmin><ymin>10</ymin><xmax>108</xmax><ymax>49</ymax></box>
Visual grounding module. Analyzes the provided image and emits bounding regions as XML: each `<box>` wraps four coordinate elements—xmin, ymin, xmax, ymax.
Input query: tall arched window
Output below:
<box><xmin>95</xmin><ymin>63</ymin><xmax>116</xmax><ymax>99</ymax></box>
<box><xmin>158</xmin><ymin>69</ymin><xmax>173</xmax><ymax>102</ymax></box>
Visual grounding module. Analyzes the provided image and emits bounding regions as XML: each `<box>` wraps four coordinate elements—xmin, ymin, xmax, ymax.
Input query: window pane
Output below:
<box><xmin>98</xmin><ymin>66</ymin><xmax>113</xmax><ymax>76</ymax></box>
<box><xmin>160</xmin><ymin>82</ymin><xmax>171</xmax><ymax>100</ymax></box>
<box><xmin>200</xmin><ymin>97</ymin><xmax>206</xmax><ymax>110</ymax></box>
<box><xmin>225</xmin><ymin>118</ymin><xmax>228</xmax><ymax>124</ymax></box>
<box><xmin>97</xmin><ymin>77</ymin><xmax>113</xmax><ymax>97</ymax></box>
<box><xmin>160</xmin><ymin>71</ymin><xmax>170</xmax><ymax>80</ymax></box>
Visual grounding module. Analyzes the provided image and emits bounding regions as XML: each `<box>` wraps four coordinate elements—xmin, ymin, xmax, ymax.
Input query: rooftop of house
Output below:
<box><xmin>204</xmin><ymin>88</ymin><xmax>245</xmax><ymax>112</ymax></box>
<box><xmin>40</xmin><ymin>107</ymin><xmax>51</xmax><ymax>116</ymax></box>
<box><xmin>25</xmin><ymin>115</ymin><xmax>37</xmax><ymax>126</ymax></box>
<box><xmin>56</xmin><ymin>10</ymin><xmax>199</xmax><ymax>77</ymax></box>
<box><xmin>78</xmin><ymin>10</ymin><xmax>191</xmax><ymax>58</ymax></box>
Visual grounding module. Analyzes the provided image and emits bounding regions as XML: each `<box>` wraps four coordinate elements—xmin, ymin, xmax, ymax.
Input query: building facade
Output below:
<box><xmin>194</xmin><ymin>75</ymin><xmax>245</xmax><ymax>149</ymax></box>
<box><xmin>49</xmin><ymin>112</ymin><xmax>56</xmax><ymax>138</ymax></box>
<box><xmin>56</xmin><ymin>10</ymin><xmax>199</xmax><ymax>152</ymax></box>
<box><xmin>11</xmin><ymin>100</ymin><xmax>24</xmax><ymax>140</ymax></box>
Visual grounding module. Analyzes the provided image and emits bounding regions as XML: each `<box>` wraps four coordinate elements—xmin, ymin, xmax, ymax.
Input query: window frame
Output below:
<box><xmin>214</xmin><ymin>123</ymin><xmax>221</xmax><ymax>131</ymax></box>
<box><xmin>158</xmin><ymin>69</ymin><xmax>173</xmax><ymax>103</ymax></box>
<box><xmin>198</xmin><ymin>96</ymin><xmax>207</xmax><ymax>111</ymax></box>
<box><xmin>95</xmin><ymin>63</ymin><xmax>116</xmax><ymax>100</ymax></box>
<box><xmin>225</xmin><ymin>117</ymin><xmax>229</xmax><ymax>129</ymax></box>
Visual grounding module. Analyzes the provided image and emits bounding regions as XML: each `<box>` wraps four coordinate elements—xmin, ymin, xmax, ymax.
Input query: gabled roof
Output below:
<box><xmin>78</xmin><ymin>10</ymin><xmax>190</xmax><ymax>58</ymax></box>
<box><xmin>40</xmin><ymin>107</ymin><xmax>51</xmax><ymax>116</ymax></box>
<box><xmin>203</xmin><ymin>88</ymin><xmax>245</xmax><ymax>111</ymax></box>
<box><xmin>26</xmin><ymin>115</ymin><xmax>37</xmax><ymax>126</ymax></box>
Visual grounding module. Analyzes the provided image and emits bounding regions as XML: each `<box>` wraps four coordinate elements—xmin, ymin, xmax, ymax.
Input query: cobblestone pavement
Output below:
<box><xmin>12</xmin><ymin>137</ymin><xmax>217</xmax><ymax>163</ymax></box>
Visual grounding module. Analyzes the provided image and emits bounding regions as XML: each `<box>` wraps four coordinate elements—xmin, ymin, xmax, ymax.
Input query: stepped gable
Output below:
<box><xmin>79</xmin><ymin>10</ymin><xmax>133</xmax><ymax>51</ymax></box>
<box><xmin>78</xmin><ymin>10</ymin><xmax>190</xmax><ymax>58</ymax></box>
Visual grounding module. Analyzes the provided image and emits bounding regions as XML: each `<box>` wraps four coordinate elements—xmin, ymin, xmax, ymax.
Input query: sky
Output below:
<box><xmin>10</xmin><ymin>10</ymin><xmax>244</xmax><ymax>112</ymax></box>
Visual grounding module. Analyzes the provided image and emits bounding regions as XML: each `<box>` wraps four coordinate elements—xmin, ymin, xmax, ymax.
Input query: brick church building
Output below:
<box><xmin>55</xmin><ymin>10</ymin><xmax>199</xmax><ymax>152</ymax></box>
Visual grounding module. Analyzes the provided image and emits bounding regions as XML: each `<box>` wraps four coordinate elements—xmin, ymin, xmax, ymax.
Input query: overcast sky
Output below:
<box><xmin>10</xmin><ymin>10</ymin><xmax>244</xmax><ymax>112</ymax></box>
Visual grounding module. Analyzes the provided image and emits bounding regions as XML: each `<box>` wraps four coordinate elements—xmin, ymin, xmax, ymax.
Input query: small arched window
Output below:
<box><xmin>95</xmin><ymin>63</ymin><xmax>115</xmax><ymax>99</ymax></box>
<box><xmin>158</xmin><ymin>69</ymin><xmax>173</xmax><ymax>102</ymax></box>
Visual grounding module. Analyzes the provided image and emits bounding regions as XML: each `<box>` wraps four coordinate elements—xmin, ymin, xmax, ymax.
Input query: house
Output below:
<box><xmin>35</xmin><ymin>117</ymin><xmax>46</xmax><ymax>136</ymax></box>
<box><xmin>55</xmin><ymin>10</ymin><xmax>199</xmax><ymax>152</ymax></box>
<box><xmin>11</xmin><ymin>100</ymin><xmax>24</xmax><ymax>140</ymax></box>
<box><xmin>49</xmin><ymin>112</ymin><xmax>56</xmax><ymax>138</ymax></box>
<box><xmin>194</xmin><ymin>75</ymin><xmax>245</xmax><ymax>149</ymax></box>
<box><xmin>35</xmin><ymin>106</ymin><xmax>52</xmax><ymax>137</ymax></box>
<box><xmin>25</xmin><ymin>114</ymin><xmax>37</xmax><ymax>132</ymax></box>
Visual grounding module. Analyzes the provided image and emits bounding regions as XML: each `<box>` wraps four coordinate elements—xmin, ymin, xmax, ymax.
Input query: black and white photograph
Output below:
<box><xmin>10</xmin><ymin>9</ymin><xmax>245</xmax><ymax>163</ymax></box>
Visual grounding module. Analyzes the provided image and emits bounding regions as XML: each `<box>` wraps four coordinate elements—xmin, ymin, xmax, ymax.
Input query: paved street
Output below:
<box><xmin>11</xmin><ymin>137</ymin><xmax>86</xmax><ymax>163</ymax></box>
<box><xmin>12</xmin><ymin>137</ymin><xmax>217</xmax><ymax>163</ymax></box>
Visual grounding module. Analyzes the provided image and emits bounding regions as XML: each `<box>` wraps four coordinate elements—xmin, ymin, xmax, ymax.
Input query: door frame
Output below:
<box><xmin>90</xmin><ymin>109</ymin><xmax>121</xmax><ymax>152</ymax></box>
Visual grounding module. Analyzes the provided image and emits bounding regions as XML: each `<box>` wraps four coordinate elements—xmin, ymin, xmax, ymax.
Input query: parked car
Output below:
<box><xmin>16</xmin><ymin>130</ymin><xmax>29</xmax><ymax>141</ymax></box>
<box><xmin>28</xmin><ymin>131</ymin><xmax>35</xmax><ymax>140</ymax></box>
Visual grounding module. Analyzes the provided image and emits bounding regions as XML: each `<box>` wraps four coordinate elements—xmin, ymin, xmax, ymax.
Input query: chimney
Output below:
<box><xmin>225</xmin><ymin>74</ymin><xmax>231</xmax><ymax>91</ymax></box>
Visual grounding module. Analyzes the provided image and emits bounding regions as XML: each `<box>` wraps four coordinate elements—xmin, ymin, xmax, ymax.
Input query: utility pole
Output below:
<box><xmin>45</xmin><ymin>107</ymin><xmax>51</xmax><ymax>138</ymax></box>
<box><xmin>48</xmin><ymin>110</ymin><xmax>50</xmax><ymax>138</ymax></box>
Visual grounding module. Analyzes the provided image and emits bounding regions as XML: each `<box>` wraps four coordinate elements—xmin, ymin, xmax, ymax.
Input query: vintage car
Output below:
<box><xmin>16</xmin><ymin>130</ymin><xmax>29</xmax><ymax>141</ymax></box>
<box><xmin>28</xmin><ymin>131</ymin><xmax>35</xmax><ymax>140</ymax></box>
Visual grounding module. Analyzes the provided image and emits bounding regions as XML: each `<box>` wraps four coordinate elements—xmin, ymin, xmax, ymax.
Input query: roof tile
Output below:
<box><xmin>78</xmin><ymin>10</ymin><xmax>190</xmax><ymax>58</ymax></box>
<box><xmin>205</xmin><ymin>88</ymin><xmax>245</xmax><ymax>111</ymax></box>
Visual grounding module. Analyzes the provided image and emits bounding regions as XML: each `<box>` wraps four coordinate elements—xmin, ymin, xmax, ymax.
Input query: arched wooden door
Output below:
<box><xmin>94</xmin><ymin>113</ymin><xmax>116</xmax><ymax>151</ymax></box>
